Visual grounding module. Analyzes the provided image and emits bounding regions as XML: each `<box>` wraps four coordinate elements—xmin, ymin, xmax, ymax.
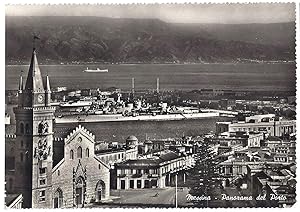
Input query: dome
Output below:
<box><xmin>126</xmin><ymin>135</ymin><xmax>138</xmax><ymax>148</ymax></box>
<box><xmin>126</xmin><ymin>135</ymin><xmax>138</xmax><ymax>142</ymax></box>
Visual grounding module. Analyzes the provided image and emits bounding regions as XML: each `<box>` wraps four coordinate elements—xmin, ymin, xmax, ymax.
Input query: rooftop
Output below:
<box><xmin>116</xmin><ymin>151</ymin><xmax>182</xmax><ymax>168</ymax></box>
<box><xmin>5</xmin><ymin>194</ymin><xmax>22</xmax><ymax>207</ymax></box>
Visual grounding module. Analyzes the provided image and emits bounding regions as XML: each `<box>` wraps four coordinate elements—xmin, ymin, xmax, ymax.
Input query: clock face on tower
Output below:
<box><xmin>38</xmin><ymin>94</ymin><xmax>44</xmax><ymax>103</ymax></box>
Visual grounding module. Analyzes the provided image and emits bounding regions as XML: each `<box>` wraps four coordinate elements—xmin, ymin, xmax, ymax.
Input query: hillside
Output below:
<box><xmin>5</xmin><ymin>16</ymin><xmax>295</xmax><ymax>64</ymax></box>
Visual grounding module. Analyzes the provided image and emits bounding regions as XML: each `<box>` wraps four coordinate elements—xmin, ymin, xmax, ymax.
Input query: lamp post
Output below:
<box><xmin>175</xmin><ymin>173</ymin><xmax>178</xmax><ymax>208</ymax></box>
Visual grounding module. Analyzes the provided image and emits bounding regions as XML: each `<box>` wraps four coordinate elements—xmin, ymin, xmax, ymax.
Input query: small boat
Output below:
<box><xmin>83</xmin><ymin>67</ymin><xmax>108</xmax><ymax>73</ymax></box>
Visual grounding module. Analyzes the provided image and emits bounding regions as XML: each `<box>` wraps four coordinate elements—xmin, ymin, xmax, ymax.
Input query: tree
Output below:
<box><xmin>187</xmin><ymin>137</ymin><xmax>220</xmax><ymax>207</ymax></box>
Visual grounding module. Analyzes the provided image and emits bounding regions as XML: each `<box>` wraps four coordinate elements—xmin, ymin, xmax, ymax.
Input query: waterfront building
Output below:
<box><xmin>56</xmin><ymin>87</ymin><xmax>67</xmax><ymax>92</ymax></box>
<box><xmin>139</xmin><ymin>139</ymin><xmax>172</xmax><ymax>155</ymax></box>
<box><xmin>5</xmin><ymin>48</ymin><xmax>110</xmax><ymax>208</ymax></box>
<box><xmin>114</xmin><ymin>151</ymin><xmax>194</xmax><ymax>189</ymax></box>
<box><xmin>220</xmin><ymin>99</ymin><xmax>236</xmax><ymax>110</ymax></box>
<box><xmin>214</xmin><ymin>131</ymin><xmax>264</xmax><ymax>152</ymax></box>
<box><xmin>216</xmin><ymin>114</ymin><xmax>296</xmax><ymax>137</ymax></box>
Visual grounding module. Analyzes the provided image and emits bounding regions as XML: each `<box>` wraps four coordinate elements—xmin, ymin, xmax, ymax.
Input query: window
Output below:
<box><xmin>25</xmin><ymin>152</ymin><xmax>29</xmax><ymax>161</ymax></box>
<box><xmin>39</xmin><ymin>167</ymin><xmax>47</xmax><ymax>175</ymax></box>
<box><xmin>20</xmin><ymin>123</ymin><xmax>24</xmax><ymax>134</ymax></box>
<box><xmin>144</xmin><ymin>169</ymin><xmax>149</xmax><ymax>174</ymax></box>
<box><xmin>121</xmin><ymin>180</ymin><xmax>125</xmax><ymax>189</ymax></box>
<box><xmin>20</xmin><ymin>153</ymin><xmax>23</xmax><ymax>162</ymax></box>
<box><xmin>98</xmin><ymin>164</ymin><xmax>101</xmax><ymax>169</ymax></box>
<box><xmin>53</xmin><ymin>188</ymin><xmax>63</xmax><ymax>208</ymax></box>
<box><xmin>129</xmin><ymin>180</ymin><xmax>134</xmax><ymax>189</ymax></box>
<box><xmin>40</xmin><ymin>179</ymin><xmax>46</xmax><ymax>186</ymax></box>
<box><xmin>21</xmin><ymin>140</ymin><xmax>23</xmax><ymax>147</ymax></box>
<box><xmin>39</xmin><ymin>190</ymin><xmax>46</xmax><ymax>202</ymax></box>
<box><xmin>86</xmin><ymin>148</ymin><xmax>89</xmax><ymax>158</ymax></box>
<box><xmin>58</xmin><ymin>170</ymin><xmax>60</xmax><ymax>176</ymax></box>
<box><xmin>70</xmin><ymin>150</ymin><xmax>74</xmax><ymax>159</ymax></box>
<box><xmin>144</xmin><ymin>180</ymin><xmax>150</xmax><ymax>188</ymax></box>
<box><xmin>25</xmin><ymin>123</ymin><xmax>30</xmax><ymax>134</ymax></box>
<box><xmin>137</xmin><ymin>180</ymin><xmax>142</xmax><ymax>188</ymax></box>
<box><xmin>77</xmin><ymin>146</ymin><xmax>82</xmax><ymax>158</ymax></box>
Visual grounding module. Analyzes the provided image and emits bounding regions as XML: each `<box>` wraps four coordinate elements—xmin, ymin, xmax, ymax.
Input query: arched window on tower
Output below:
<box><xmin>20</xmin><ymin>123</ymin><xmax>24</xmax><ymax>134</ymax></box>
<box><xmin>25</xmin><ymin>151</ymin><xmax>29</xmax><ymax>161</ymax></box>
<box><xmin>20</xmin><ymin>152</ymin><xmax>23</xmax><ymax>162</ymax></box>
<box><xmin>8</xmin><ymin>178</ymin><xmax>13</xmax><ymax>191</ymax></box>
<box><xmin>86</xmin><ymin>148</ymin><xmax>89</xmax><ymax>158</ymax></box>
<box><xmin>70</xmin><ymin>150</ymin><xmax>74</xmax><ymax>160</ymax></box>
<box><xmin>38</xmin><ymin>123</ymin><xmax>43</xmax><ymax>134</ymax></box>
<box><xmin>77</xmin><ymin>146</ymin><xmax>82</xmax><ymax>158</ymax></box>
<box><xmin>25</xmin><ymin>123</ymin><xmax>30</xmax><ymax>134</ymax></box>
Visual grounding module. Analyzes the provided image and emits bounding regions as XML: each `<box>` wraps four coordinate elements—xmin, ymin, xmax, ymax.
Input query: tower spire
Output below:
<box><xmin>45</xmin><ymin>75</ymin><xmax>51</xmax><ymax>92</ymax></box>
<box><xmin>18</xmin><ymin>70</ymin><xmax>23</xmax><ymax>93</ymax></box>
<box><xmin>24</xmin><ymin>48</ymin><xmax>45</xmax><ymax>93</ymax></box>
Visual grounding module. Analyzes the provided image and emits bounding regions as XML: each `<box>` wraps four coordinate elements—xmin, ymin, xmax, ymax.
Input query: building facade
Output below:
<box><xmin>115</xmin><ymin>151</ymin><xmax>194</xmax><ymax>189</ymax></box>
<box><xmin>216</xmin><ymin>114</ymin><xmax>296</xmax><ymax>137</ymax></box>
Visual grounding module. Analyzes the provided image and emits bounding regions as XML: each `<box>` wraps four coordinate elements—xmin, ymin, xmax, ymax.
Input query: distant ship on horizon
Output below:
<box><xmin>83</xmin><ymin>67</ymin><xmax>108</xmax><ymax>73</ymax></box>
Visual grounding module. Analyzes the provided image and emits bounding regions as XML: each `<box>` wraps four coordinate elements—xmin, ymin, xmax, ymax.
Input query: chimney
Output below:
<box><xmin>156</xmin><ymin>77</ymin><xmax>159</xmax><ymax>93</ymax></box>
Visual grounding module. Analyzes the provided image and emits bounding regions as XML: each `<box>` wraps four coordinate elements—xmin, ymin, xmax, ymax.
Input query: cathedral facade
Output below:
<box><xmin>9</xmin><ymin>48</ymin><xmax>110</xmax><ymax>208</ymax></box>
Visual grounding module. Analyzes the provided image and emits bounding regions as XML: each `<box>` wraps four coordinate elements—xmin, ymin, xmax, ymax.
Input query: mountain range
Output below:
<box><xmin>5</xmin><ymin>16</ymin><xmax>295</xmax><ymax>64</ymax></box>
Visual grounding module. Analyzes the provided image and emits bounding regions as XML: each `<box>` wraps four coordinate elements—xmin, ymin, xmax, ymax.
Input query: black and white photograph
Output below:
<box><xmin>4</xmin><ymin>2</ymin><xmax>297</xmax><ymax>208</ymax></box>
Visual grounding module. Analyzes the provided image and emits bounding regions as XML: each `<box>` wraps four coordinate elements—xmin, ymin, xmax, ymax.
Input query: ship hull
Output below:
<box><xmin>55</xmin><ymin>112</ymin><xmax>220</xmax><ymax>123</ymax></box>
<box><xmin>83</xmin><ymin>69</ymin><xmax>108</xmax><ymax>73</ymax></box>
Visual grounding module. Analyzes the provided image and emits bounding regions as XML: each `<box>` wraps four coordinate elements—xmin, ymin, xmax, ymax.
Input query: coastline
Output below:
<box><xmin>5</xmin><ymin>61</ymin><xmax>296</xmax><ymax>66</ymax></box>
<box><xmin>55</xmin><ymin>112</ymin><xmax>220</xmax><ymax>124</ymax></box>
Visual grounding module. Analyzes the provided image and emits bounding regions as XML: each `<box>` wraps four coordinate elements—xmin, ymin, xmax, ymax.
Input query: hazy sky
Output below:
<box><xmin>5</xmin><ymin>3</ymin><xmax>295</xmax><ymax>24</ymax></box>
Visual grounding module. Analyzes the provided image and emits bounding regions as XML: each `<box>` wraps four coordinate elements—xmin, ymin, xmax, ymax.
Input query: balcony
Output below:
<box><xmin>117</xmin><ymin>174</ymin><xmax>126</xmax><ymax>178</ymax></box>
<box><xmin>131</xmin><ymin>173</ymin><xmax>142</xmax><ymax>178</ymax></box>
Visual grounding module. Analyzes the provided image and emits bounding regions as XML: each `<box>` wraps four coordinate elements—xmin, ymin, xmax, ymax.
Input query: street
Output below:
<box><xmin>95</xmin><ymin>187</ymin><xmax>191</xmax><ymax>207</ymax></box>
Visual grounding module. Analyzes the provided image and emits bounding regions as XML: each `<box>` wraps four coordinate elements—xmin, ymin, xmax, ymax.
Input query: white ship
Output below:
<box><xmin>83</xmin><ymin>67</ymin><xmax>108</xmax><ymax>73</ymax></box>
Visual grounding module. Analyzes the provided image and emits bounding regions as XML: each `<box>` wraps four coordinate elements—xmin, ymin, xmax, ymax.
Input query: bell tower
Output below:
<box><xmin>13</xmin><ymin>48</ymin><xmax>56</xmax><ymax>208</ymax></box>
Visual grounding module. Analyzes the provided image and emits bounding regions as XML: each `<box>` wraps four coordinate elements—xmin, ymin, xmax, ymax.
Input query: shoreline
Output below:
<box><xmin>55</xmin><ymin>112</ymin><xmax>221</xmax><ymax>124</ymax></box>
<box><xmin>5</xmin><ymin>61</ymin><xmax>296</xmax><ymax>67</ymax></box>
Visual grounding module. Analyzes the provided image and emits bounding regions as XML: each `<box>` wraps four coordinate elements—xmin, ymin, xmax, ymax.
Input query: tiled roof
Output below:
<box><xmin>157</xmin><ymin>151</ymin><xmax>180</xmax><ymax>163</ymax></box>
<box><xmin>116</xmin><ymin>159</ymin><xmax>159</xmax><ymax>167</ymax></box>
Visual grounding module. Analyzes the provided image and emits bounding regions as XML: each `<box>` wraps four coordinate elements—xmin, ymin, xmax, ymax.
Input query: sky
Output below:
<box><xmin>5</xmin><ymin>3</ymin><xmax>295</xmax><ymax>24</ymax></box>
